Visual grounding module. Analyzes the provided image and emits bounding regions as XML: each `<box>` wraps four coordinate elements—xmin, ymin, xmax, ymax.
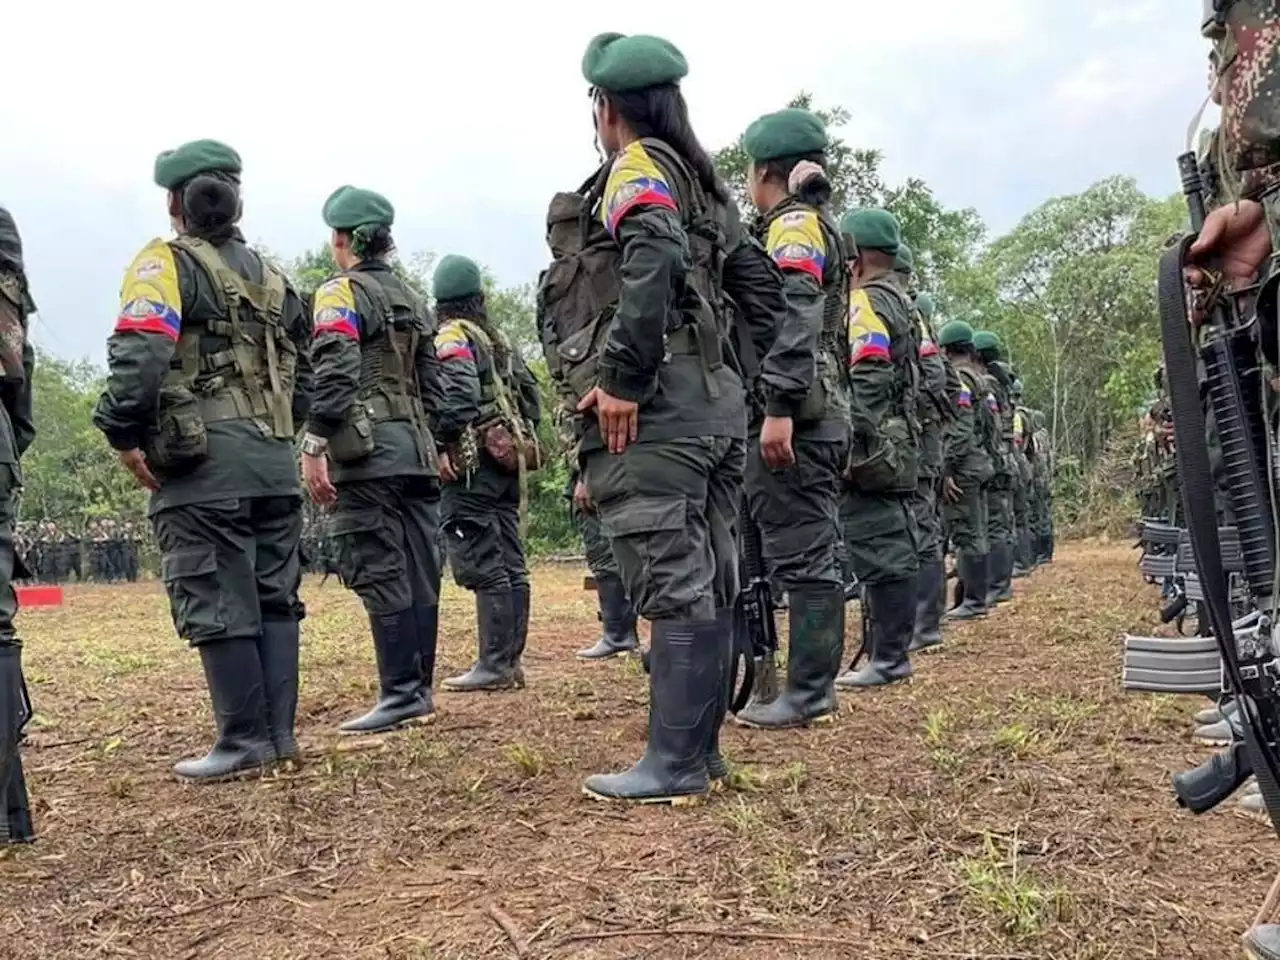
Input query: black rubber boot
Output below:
<box><xmin>836</xmin><ymin>576</ymin><xmax>916</xmax><ymax>689</ymax></box>
<box><xmin>986</xmin><ymin>544</ymin><xmax>1014</xmax><ymax>605</ymax></box>
<box><xmin>0</xmin><ymin>645</ymin><xmax>34</xmax><ymax>843</ymax></box>
<box><xmin>174</xmin><ymin>639</ymin><xmax>276</xmax><ymax>782</ymax></box>
<box><xmin>443</xmin><ymin>590</ymin><xmax>517</xmax><ymax>691</ymax></box>
<box><xmin>258</xmin><ymin>619</ymin><xmax>300</xmax><ymax>763</ymax></box>
<box><xmin>577</xmin><ymin>575</ymin><xmax>640</xmax><ymax>660</ymax></box>
<box><xmin>510</xmin><ymin>584</ymin><xmax>530</xmax><ymax>689</ymax></box>
<box><xmin>417</xmin><ymin>603</ymin><xmax>440</xmax><ymax>696</ymax></box>
<box><xmin>582</xmin><ymin>618</ymin><xmax>719</xmax><ymax>804</ymax></box>
<box><xmin>706</xmin><ymin>608</ymin><xmax>733</xmax><ymax>786</ymax></box>
<box><xmin>1012</xmin><ymin>531</ymin><xmax>1033</xmax><ymax>578</ymax></box>
<box><xmin>736</xmin><ymin>585</ymin><xmax>844</xmax><ymax>729</ymax></box>
<box><xmin>946</xmin><ymin>553</ymin><xmax>989</xmax><ymax>620</ymax></box>
<box><xmin>909</xmin><ymin>560</ymin><xmax>945</xmax><ymax>653</ymax></box>
<box><xmin>340</xmin><ymin>607</ymin><xmax>434</xmax><ymax>734</ymax></box>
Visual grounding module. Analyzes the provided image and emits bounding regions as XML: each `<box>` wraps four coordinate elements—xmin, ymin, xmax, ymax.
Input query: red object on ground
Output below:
<box><xmin>17</xmin><ymin>585</ymin><xmax>63</xmax><ymax>608</ymax></box>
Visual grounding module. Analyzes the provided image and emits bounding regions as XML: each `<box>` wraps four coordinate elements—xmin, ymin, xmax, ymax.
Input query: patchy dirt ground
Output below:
<box><xmin>1</xmin><ymin>541</ymin><xmax>1274</xmax><ymax>959</ymax></box>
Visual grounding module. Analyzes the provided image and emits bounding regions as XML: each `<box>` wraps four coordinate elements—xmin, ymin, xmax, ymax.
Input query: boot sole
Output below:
<box><xmin>733</xmin><ymin>711</ymin><xmax>836</xmax><ymax>731</ymax></box>
<box><xmin>174</xmin><ymin>764</ymin><xmax>272</xmax><ymax>785</ymax></box>
<box><xmin>338</xmin><ymin>712</ymin><xmax>437</xmax><ymax>736</ymax></box>
<box><xmin>581</xmin><ymin>786</ymin><xmax>708</xmax><ymax>807</ymax></box>
<box><xmin>1193</xmin><ymin>735</ymin><xmax>1233</xmax><ymax>747</ymax></box>
<box><xmin>835</xmin><ymin>677</ymin><xmax>914</xmax><ymax>692</ymax></box>
<box><xmin>575</xmin><ymin>650</ymin><xmax>638</xmax><ymax>661</ymax></box>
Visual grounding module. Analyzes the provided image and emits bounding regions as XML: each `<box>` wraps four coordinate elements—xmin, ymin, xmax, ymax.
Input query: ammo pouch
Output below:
<box><xmin>328</xmin><ymin>404</ymin><xmax>375</xmax><ymax>463</ymax></box>
<box><xmin>795</xmin><ymin>351</ymin><xmax>847</xmax><ymax>424</ymax></box>
<box><xmin>479</xmin><ymin>418</ymin><xmax>544</xmax><ymax>474</ymax></box>
<box><xmin>846</xmin><ymin>416</ymin><xmax>918</xmax><ymax>494</ymax></box>
<box><xmin>146</xmin><ymin>385</ymin><xmax>208</xmax><ymax>470</ymax></box>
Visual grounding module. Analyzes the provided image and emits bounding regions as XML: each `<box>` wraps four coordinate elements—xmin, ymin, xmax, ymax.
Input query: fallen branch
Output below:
<box><xmin>551</xmin><ymin>927</ymin><xmax>1038</xmax><ymax>957</ymax></box>
<box><xmin>488</xmin><ymin>903</ymin><xmax>529</xmax><ymax>957</ymax></box>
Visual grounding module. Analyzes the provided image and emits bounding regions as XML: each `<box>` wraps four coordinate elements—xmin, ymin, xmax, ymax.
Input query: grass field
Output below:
<box><xmin>1</xmin><ymin>541</ymin><xmax>1273</xmax><ymax>959</ymax></box>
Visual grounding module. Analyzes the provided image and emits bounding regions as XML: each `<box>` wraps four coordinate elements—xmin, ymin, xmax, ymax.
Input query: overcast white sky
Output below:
<box><xmin>3</xmin><ymin>0</ymin><xmax>1206</xmax><ymax>363</ymax></box>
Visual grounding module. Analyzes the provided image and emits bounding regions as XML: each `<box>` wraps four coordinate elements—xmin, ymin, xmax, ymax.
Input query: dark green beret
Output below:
<box><xmin>973</xmin><ymin>331</ymin><xmax>1001</xmax><ymax>353</ymax></box>
<box><xmin>894</xmin><ymin>242</ymin><xmax>915</xmax><ymax>274</ymax></box>
<box><xmin>914</xmin><ymin>292</ymin><xmax>936</xmax><ymax>319</ymax></box>
<box><xmin>583</xmin><ymin>33</ymin><xmax>687</xmax><ymax>93</ymax></box>
<box><xmin>938</xmin><ymin>320</ymin><xmax>974</xmax><ymax>347</ymax></box>
<box><xmin>154</xmin><ymin>139</ymin><xmax>242</xmax><ymax>191</ymax></box>
<box><xmin>322</xmin><ymin>185</ymin><xmax>395</xmax><ymax>231</ymax></box>
<box><xmin>433</xmin><ymin>254</ymin><xmax>484</xmax><ymax>301</ymax></box>
<box><xmin>742</xmin><ymin>108</ymin><xmax>828</xmax><ymax>163</ymax></box>
<box><xmin>839</xmin><ymin>208</ymin><xmax>901</xmax><ymax>255</ymax></box>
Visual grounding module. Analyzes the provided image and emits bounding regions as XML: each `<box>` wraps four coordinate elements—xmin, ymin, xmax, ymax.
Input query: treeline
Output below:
<box><xmin>20</xmin><ymin>93</ymin><xmax>1179</xmax><ymax>545</ymax></box>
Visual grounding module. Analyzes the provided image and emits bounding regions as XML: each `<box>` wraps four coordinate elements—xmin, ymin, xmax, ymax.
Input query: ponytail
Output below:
<box><xmin>603</xmin><ymin>85</ymin><xmax>728</xmax><ymax>203</ymax></box>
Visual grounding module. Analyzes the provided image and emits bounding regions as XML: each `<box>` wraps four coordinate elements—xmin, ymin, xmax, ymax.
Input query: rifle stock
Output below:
<box><xmin>735</xmin><ymin>503</ymin><xmax>776</xmax><ymax>711</ymax></box>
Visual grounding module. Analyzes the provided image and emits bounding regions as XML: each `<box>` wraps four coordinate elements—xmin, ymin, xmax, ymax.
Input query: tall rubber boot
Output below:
<box><xmin>0</xmin><ymin>645</ymin><xmax>34</xmax><ymax>843</ymax></box>
<box><xmin>1012</xmin><ymin>531</ymin><xmax>1033</xmax><ymax>578</ymax></box>
<box><xmin>416</xmin><ymin>603</ymin><xmax>440</xmax><ymax>697</ymax></box>
<box><xmin>945</xmin><ymin>553</ymin><xmax>989</xmax><ymax>620</ymax></box>
<box><xmin>582</xmin><ymin>618</ymin><xmax>720</xmax><ymax>804</ymax></box>
<box><xmin>736</xmin><ymin>585</ymin><xmax>844</xmax><ymax>728</ymax></box>
<box><xmin>986</xmin><ymin>543</ymin><xmax>1014</xmax><ymax>605</ymax></box>
<box><xmin>1245</xmin><ymin>925</ymin><xmax>1280</xmax><ymax>960</ymax></box>
<box><xmin>706</xmin><ymin>608</ymin><xmax>733</xmax><ymax>786</ymax></box>
<box><xmin>835</xmin><ymin>575</ymin><xmax>916</xmax><ymax>689</ymax></box>
<box><xmin>258</xmin><ymin>619</ymin><xmax>300</xmax><ymax>763</ymax></box>
<box><xmin>577</xmin><ymin>575</ymin><xmax>640</xmax><ymax>660</ymax></box>
<box><xmin>443</xmin><ymin>590</ymin><xmax>517</xmax><ymax>691</ymax></box>
<box><xmin>509</xmin><ymin>584</ymin><xmax>530</xmax><ymax>689</ymax></box>
<box><xmin>909</xmin><ymin>560</ymin><xmax>945</xmax><ymax>653</ymax></box>
<box><xmin>174</xmin><ymin>638</ymin><xmax>276</xmax><ymax>782</ymax></box>
<box><xmin>340</xmin><ymin>608</ymin><xmax>434</xmax><ymax>733</ymax></box>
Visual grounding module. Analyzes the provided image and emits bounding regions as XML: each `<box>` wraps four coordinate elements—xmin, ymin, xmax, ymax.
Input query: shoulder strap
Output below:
<box><xmin>342</xmin><ymin>270</ymin><xmax>393</xmax><ymax>337</ymax></box>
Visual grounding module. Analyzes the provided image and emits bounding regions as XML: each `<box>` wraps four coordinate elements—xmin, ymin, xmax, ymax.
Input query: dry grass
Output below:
<box><xmin>0</xmin><ymin>541</ymin><xmax>1271</xmax><ymax>959</ymax></box>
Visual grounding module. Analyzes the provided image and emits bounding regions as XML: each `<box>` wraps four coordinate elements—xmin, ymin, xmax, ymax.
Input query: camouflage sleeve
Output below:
<box><xmin>721</xmin><ymin>230</ymin><xmax>786</xmax><ymax>379</ymax></box>
<box><xmin>512</xmin><ymin>352</ymin><xmax>543</xmax><ymax>426</ymax></box>
<box><xmin>759</xmin><ymin>208</ymin><xmax>825</xmax><ymax>417</ymax></box>
<box><xmin>845</xmin><ymin>285</ymin><xmax>901</xmax><ymax>434</ymax></box>
<box><xmin>283</xmin><ymin>283</ymin><xmax>314</xmax><ymax>429</ymax></box>
<box><xmin>11</xmin><ymin>333</ymin><xmax>34</xmax><ymax>458</ymax></box>
<box><xmin>432</xmin><ymin>320</ymin><xmax>483</xmax><ymax>443</ymax></box>
<box><xmin>943</xmin><ymin>373</ymin><xmax>977</xmax><ymax>476</ymax></box>
<box><xmin>414</xmin><ymin>316</ymin><xmax>447</xmax><ymax>441</ymax></box>
<box><xmin>305</xmin><ymin>276</ymin><xmax>364</xmax><ymax>440</ymax></box>
<box><xmin>93</xmin><ymin>239</ymin><xmax>184</xmax><ymax>451</ymax></box>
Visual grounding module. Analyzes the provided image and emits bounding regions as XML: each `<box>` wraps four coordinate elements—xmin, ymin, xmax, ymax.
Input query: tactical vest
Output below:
<box><xmin>861</xmin><ymin>277</ymin><xmax>921</xmax><ymax>428</ymax></box>
<box><xmin>329</xmin><ymin>270</ymin><xmax>431</xmax><ymax>464</ymax></box>
<box><xmin>986</xmin><ymin>372</ymin><xmax>1015</xmax><ymax>476</ymax></box>
<box><xmin>448</xmin><ymin>316</ymin><xmax>542</xmax><ymax>474</ymax></box>
<box><xmin>166</xmin><ymin>237</ymin><xmax>296</xmax><ymax>439</ymax></box>
<box><xmin>538</xmin><ymin>138</ymin><xmax>727</xmax><ymax>422</ymax></box>
<box><xmin>960</xmin><ymin>363</ymin><xmax>1002</xmax><ymax>470</ymax></box>
<box><xmin>0</xmin><ymin>272</ymin><xmax>27</xmax><ymax>386</ymax></box>
<box><xmin>754</xmin><ymin>197</ymin><xmax>849</xmax><ymax>424</ymax></box>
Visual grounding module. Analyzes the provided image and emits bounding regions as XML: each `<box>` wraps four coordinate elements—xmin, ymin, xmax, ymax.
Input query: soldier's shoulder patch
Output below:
<box><xmin>957</xmin><ymin>383</ymin><xmax>973</xmax><ymax>409</ymax></box>
<box><xmin>918</xmin><ymin>317</ymin><xmax>938</xmax><ymax>357</ymax></box>
<box><xmin>765</xmin><ymin>207</ymin><xmax>825</xmax><ymax>281</ymax></box>
<box><xmin>312</xmin><ymin>277</ymin><xmax>361</xmax><ymax>340</ymax></box>
<box><xmin>601</xmin><ymin>141</ymin><xmax>678</xmax><ymax>238</ymax></box>
<box><xmin>434</xmin><ymin>320</ymin><xmax>475</xmax><ymax>362</ymax></box>
<box><xmin>115</xmin><ymin>238</ymin><xmax>181</xmax><ymax>341</ymax></box>
<box><xmin>847</xmin><ymin>289</ymin><xmax>890</xmax><ymax>364</ymax></box>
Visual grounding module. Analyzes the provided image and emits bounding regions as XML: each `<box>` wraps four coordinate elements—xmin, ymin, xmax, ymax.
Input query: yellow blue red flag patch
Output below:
<box><xmin>312</xmin><ymin>278</ymin><xmax>362</xmax><ymax>340</ymax></box>
<box><xmin>601</xmin><ymin>141</ymin><xmax>678</xmax><ymax>238</ymax></box>
<box><xmin>766</xmin><ymin>209</ymin><xmax>826</xmax><ymax>281</ymax></box>
<box><xmin>115</xmin><ymin>239</ymin><xmax>182</xmax><ymax>341</ymax></box>
<box><xmin>847</xmin><ymin>289</ymin><xmax>891</xmax><ymax>364</ymax></box>
<box><xmin>435</xmin><ymin>321</ymin><xmax>475</xmax><ymax>362</ymax></box>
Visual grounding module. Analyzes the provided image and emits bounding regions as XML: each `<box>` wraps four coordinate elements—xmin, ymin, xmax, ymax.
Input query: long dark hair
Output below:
<box><xmin>759</xmin><ymin>152</ymin><xmax>832</xmax><ymax>208</ymax></box>
<box><xmin>180</xmin><ymin>174</ymin><xmax>241</xmax><ymax>243</ymax></box>
<box><xmin>603</xmin><ymin>84</ymin><xmax>728</xmax><ymax>203</ymax></box>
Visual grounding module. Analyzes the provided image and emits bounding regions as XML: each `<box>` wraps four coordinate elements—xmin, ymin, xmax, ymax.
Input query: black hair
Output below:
<box><xmin>435</xmin><ymin>293</ymin><xmax>486</xmax><ymax>322</ymax></box>
<box><xmin>758</xmin><ymin>151</ymin><xmax>832</xmax><ymax>208</ymax></box>
<box><xmin>944</xmin><ymin>342</ymin><xmax>974</xmax><ymax>359</ymax></box>
<box><xmin>344</xmin><ymin>224</ymin><xmax>395</xmax><ymax>260</ymax></box>
<box><xmin>180</xmin><ymin>174</ymin><xmax>241</xmax><ymax>243</ymax></box>
<box><xmin>602</xmin><ymin>84</ymin><xmax>729</xmax><ymax>203</ymax></box>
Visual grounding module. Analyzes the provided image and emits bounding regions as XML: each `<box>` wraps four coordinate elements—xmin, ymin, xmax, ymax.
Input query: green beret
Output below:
<box><xmin>323</xmin><ymin>185</ymin><xmax>395</xmax><ymax>231</ymax></box>
<box><xmin>742</xmin><ymin>108</ymin><xmax>828</xmax><ymax>163</ymax></box>
<box><xmin>914</xmin><ymin>292</ymin><xmax>936</xmax><ymax>319</ymax></box>
<box><xmin>433</xmin><ymin>254</ymin><xmax>484</xmax><ymax>302</ymax></box>
<box><xmin>938</xmin><ymin>320</ymin><xmax>974</xmax><ymax>348</ymax></box>
<box><xmin>839</xmin><ymin>208</ymin><xmax>901</xmax><ymax>255</ymax></box>
<box><xmin>583</xmin><ymin>33</ymin><xmax>687</xmax><ymax>93</ymax></box>
<box><xmin>894</xmin><ymin>242</ymin><xmax>915</xmax><ymax>274</ymax></box>
<box><xmin>153</xmin><ymin>139</ymin><xmax>241</xmax><ymax>191</ymax></box>
<box><xmin>973</xmin><ymin>331</ymin><xmax>1002</xmax><ymax>353</ymax></box>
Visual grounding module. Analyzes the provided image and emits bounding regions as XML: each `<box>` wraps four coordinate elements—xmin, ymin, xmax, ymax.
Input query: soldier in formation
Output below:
<box><xmin>571</xmin><ymin>463</ymin><xmax>641</xmax><ymax>660</ymax></box>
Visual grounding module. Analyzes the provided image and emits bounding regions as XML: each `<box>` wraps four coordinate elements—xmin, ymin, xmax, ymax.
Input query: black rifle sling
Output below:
<box><xmin>1158</xmin><ymin>237</ymin><xmax>1280</xmax><ymax>836</ymax></box>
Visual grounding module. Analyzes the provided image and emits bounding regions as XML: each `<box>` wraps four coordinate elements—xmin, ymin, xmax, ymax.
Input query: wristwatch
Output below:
<box><xmin>301</xmin><ymin>433</ymin><xmax>328</xmax><ymax>457</ymax></box>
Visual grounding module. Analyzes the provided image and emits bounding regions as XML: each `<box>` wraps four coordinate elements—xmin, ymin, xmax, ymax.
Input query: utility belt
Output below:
<box><xmin>328</xmin><ymin>389</ymin><xmax>426</xmax><ymax>464</ymax></box>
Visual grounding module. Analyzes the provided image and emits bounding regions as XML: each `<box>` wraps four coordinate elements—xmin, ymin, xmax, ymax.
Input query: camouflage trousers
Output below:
<box><xmin>912</xmin><ymin>475</ymin><xmax>943</xmax><ymax>564</ymax></box>
<box><xmin>334</xmin><ymin>476</ymin><xmax>441</xmax><ymax>616</ymax></box>
<box><xmin>840</xmin><ymin>488</ymin><xmax>920</xmax><ymax>587</ymax></box>
<box><xmin>942</xmin><ymin>478</ymin><xmax>988</xmax><ymax>555</ymax></box>
<box><xmin>986</xmin><ymin>481</ymin><xmax>1016</xmax><ymax>549</ymax></box>
<box><xmin>572</xmin><ymin>500</ymin><xmax>620</xmax><ymax>581</ymax></box>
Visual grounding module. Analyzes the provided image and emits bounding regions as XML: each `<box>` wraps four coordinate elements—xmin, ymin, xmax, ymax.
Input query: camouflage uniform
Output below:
<box><xmin>976</xmin><ymin>342</ymin><xmax>1016</xmax><ymax>604</ymax></box>
<box><xmin>570</xmin><ymin>465</ymin><xmax>640</xmax><ymax>660</ymax></box>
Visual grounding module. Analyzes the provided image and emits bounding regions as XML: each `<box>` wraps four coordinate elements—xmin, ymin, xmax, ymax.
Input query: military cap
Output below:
<box><xmin>914</xmin><ymin>291</ymin><xmax>936</xmax><ymax>319</ymax></box>
<box><xmin>938</xmin><ymin>320</ymin><xmax>974</xmax><ymax>347</ymax></box>
<box><xmin>154</xmin><ymin>139</ymin><xmax>242</xmax><ymax>191</ymax></box>
<box><xmin>323</xmin><ymin>185</ymin><xmax>395</xmax><ymax>231</ymax></box>
<box><xmin>433</xmin><ymin>254</ymin><xmax>484</xmax><ymax>301</ymax></box>
<box><xmin>583</xmin><ymin>33</ymin><xmax>687</xmax><ymax>93</ymax></box>
<box><xmin>839</xmin><ymin>208</ymin><xmax>901</xmax><ymax>255</ymax></box>
<box><xmin>973</xmin><ymin>330</ymin><xmax>1002</xmax><ymax>353</ymax></box>
<box><xmin>742</xmin><ymin>108</ymin><xmax>828</xmax><ymax>162</ymax></box>
<box><xmin>894</xmin><ymin>242</ymin><xmax>915</xmax><ymax>274</ymax></box>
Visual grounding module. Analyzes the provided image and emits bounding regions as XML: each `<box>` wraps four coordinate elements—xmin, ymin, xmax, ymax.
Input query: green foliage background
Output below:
<box><xmin>25</xmin><ymin>95</ymin><xmax>1182</xmax><ymax>544</ymax></box>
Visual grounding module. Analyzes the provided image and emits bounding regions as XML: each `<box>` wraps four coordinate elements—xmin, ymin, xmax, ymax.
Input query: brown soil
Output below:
<box><xmin>1</xmin><ymin>541</ymin><xmax>1273</xmax><ymax>959</ymax></box>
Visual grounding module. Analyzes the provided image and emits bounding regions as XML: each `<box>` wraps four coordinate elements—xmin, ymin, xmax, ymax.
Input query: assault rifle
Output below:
<box><xmin>1159</xmin><ymin>151</ymin><xmax>1280</xmax><ymax>828</ymax></box>
<box><xmin>735</xmin><ymin>504</ymin><xmax>776</xmax><ymax>711</ymax></box>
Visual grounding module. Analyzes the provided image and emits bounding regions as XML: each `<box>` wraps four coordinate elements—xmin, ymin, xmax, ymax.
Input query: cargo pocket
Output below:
<box><xmin>161</xmin><ymin>545</ymin><xmax>223</xmax><ymax>643</ymax></box>
<box><xmin>599</xmin><ymin>496</ymin><xmax>689</xmax><ymax>615</ymax></box>
<box><xmin>442</xmin><ymin>516</ymin><xmax>500</xmax><ymax>590</ymax></box>
<box><xmin>330</xmin><ymin>508</ymin><xmax>394</xmax><ymax>592</ymax></box>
